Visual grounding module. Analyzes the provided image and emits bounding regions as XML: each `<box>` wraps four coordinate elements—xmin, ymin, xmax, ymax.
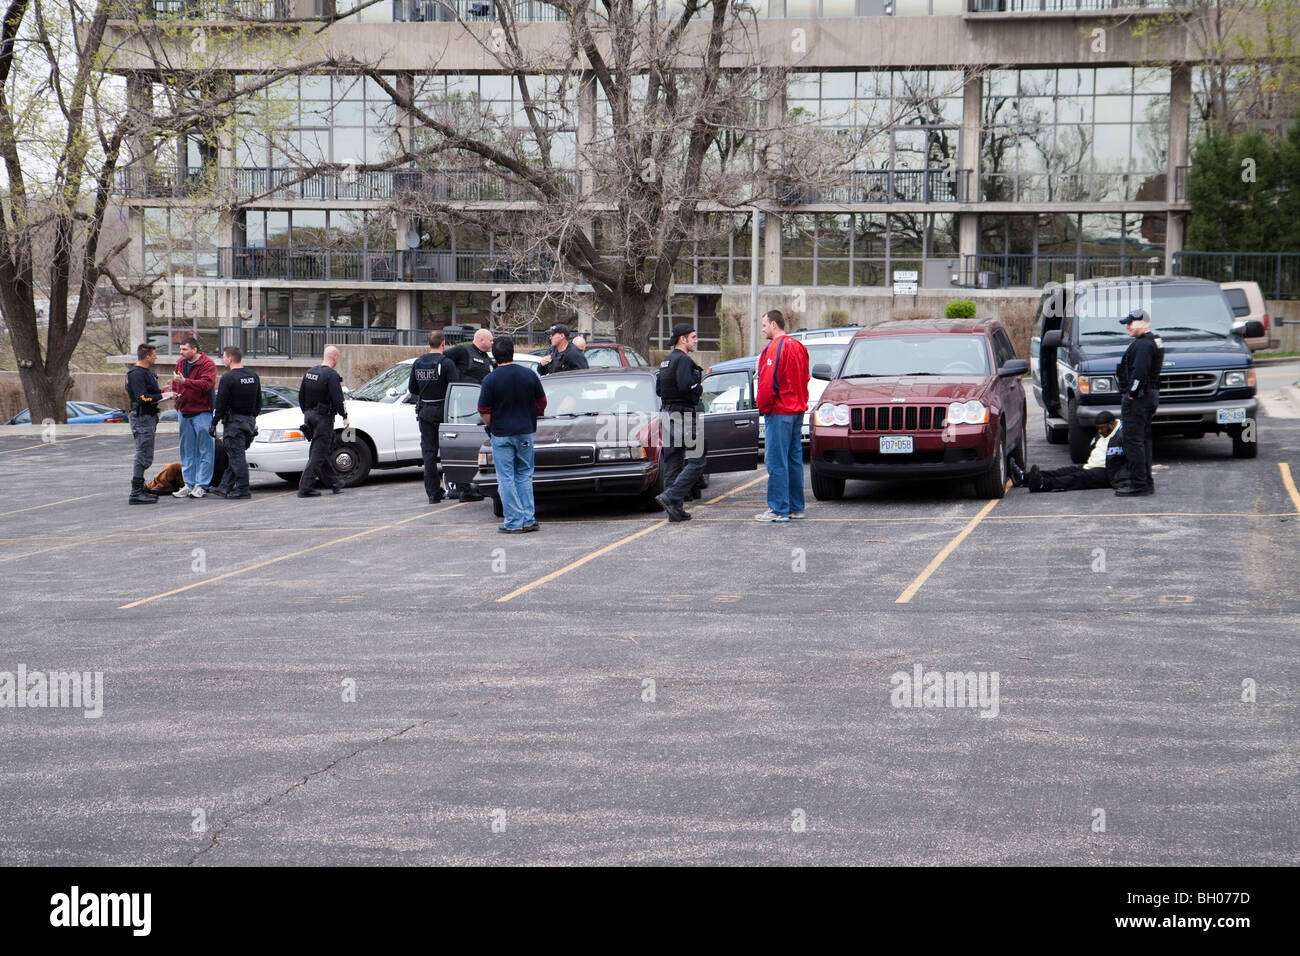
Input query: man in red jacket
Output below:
<box><xmin>170</xmin><ymin>336</ymin><xmax>218</xmax><ymax>498</ymax></box>
<box><xmin>754</xmin><ymin>310</ymin><xmax>810</xmax><ymax>522</ymax></box>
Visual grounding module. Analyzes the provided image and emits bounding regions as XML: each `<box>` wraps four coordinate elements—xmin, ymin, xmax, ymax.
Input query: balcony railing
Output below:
<box><xmin>218</xmin><ymin>323</ymin><xmax>550</xmax><ymax>359</ymax></box>
<box><xmin>1174</xmin><ymin>251</ymin><xmax>1300</xmax><ymax>301</ymax></box>
<box><xmin>392</xmin><ymin>0</ymin><xmax>568</xmax><ymax>21</ymax></box>
<box><xmin>113</xmin><ymin>165</ymin><xmax>582</xmax><ymax>201</ymax></box>
<box><xmin>219</xmin><ymin>247</ymin><xmax>565</xmax><ymax>283</ymax></box>
<box><xmin>960</xmin><ymin>252</ymin><xmax>1166</xmax><ymax>288</ymax></box>
<box><xmin>790</xmin><ymin>168</ymin><xmax>973</xmax><ymax>205</ymax></box>
<box><xmin>967</xmin><ymin>0</ymin><xmax>1181</xmax><ymax>11</ymax></box>
<box><xmin>147</xmin><ymin>0</ymin><xmax>293</xmax><ymax>18</ymax></box>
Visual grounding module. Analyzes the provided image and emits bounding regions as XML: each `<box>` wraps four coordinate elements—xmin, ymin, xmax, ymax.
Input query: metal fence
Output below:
<box><xmin>149</xmin><ymin>0</ymin><xmax>293</xmax><ymax>17</ymax></box>
<box><xmin>961</xmin><ymin>252</ymin><xmax>1166</xmax><ymax>288</ymax></box>
<box><xmin>791</xmin><ymin>168</ymin><xmax>972</xmax><ymax>205</ymax></box>
<box><xmin>966</xmin><ymin>0</ymin><xmax>1180</xmax><ymax>11</ymax></box>
<box><xmin>392</xmin><ymin>0</ymin><xmax>568</xmax><ymax>21</ymax></box>
<box><xmin>220</xmin><ymin>247</ymin><xmax>564</xmax><ymax>284</ymax></box>
<box><xmin>1174</xmin><ymin>252</ymin><xmax>1300</xmax><ymax>301</ymax></box>
<box><xmin>218</xmin><ymin>324</ymin><xmax>551</xmax><ymax>359</ymax></box>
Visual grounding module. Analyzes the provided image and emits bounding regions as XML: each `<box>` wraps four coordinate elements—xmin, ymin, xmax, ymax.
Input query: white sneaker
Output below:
<box><xmin>173</xmin><ymin>484</ymin><xmax>192</xmax><ymax>498</ymax></box>
<box><xmin>754</xmin><ymin>510</ymin><xmax>790</xmax><ymax>523</ymax></box>
<box><xmin>189</xmin><ymin>486</ymin><xmax>207</xmax><ymax>499</ymax></box>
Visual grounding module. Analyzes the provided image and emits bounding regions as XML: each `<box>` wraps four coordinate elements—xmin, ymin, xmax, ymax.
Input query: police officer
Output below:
<box><xmin>1115</xmin><ymin>308</ymin><xmax>1164</xmax><ymax>497</ymax></box>
<box><xmin>297</xmin><ymin>345</ymin><xmax>349</xmax><ymax>498</ymax></box>
<box><xmin>408</xmin><ymin>330</ymin><xmax>460</xmax><ymax>504</ymax></box>
<box><xmin>443</xmin><ymin>328</ymin><xmax>496</xmax><ymax>502</ymax></box>
<box><xmin>537</xmin><ymin>323</ymin><xmax>589</xmax><ymax>374</ymax></box>
<box><xmin>654</xmin><ymin>323</ymin><xmax>705</xmax><ymax>522</ymax></box>
<box><xmin>209</xmin><ymin>345</ymin><xmax>261</xmax><ymax>500</ymax></box>
<box><xmin>125</xmin><ymin>343</ymin><xmax>171</xmax><ymax>504</ymax></box>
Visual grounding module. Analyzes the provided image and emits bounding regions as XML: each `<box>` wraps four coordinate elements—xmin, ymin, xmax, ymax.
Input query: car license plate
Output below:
<box><xmin>880</xmin><ymin>436</ymin><xmax>913</xmax><ymax>454</ymax></box>
<box><xmin>1217</xmin><ymin>407</ymin><xmax>1247</xmax><ymax>424</ymax></box>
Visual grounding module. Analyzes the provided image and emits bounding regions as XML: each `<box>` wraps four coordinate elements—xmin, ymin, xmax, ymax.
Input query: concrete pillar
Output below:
<box><xmin>763</xmin><ymin>81</ymin><xmax>785</xmax><ymax>287</ymax></box>
<box><xmin>1165</xmin><ymin>213</ymin><xmax>1185</xmax><ymax>276</ymax></box>
<box><xmin>215</xmin><ymin>74</ymin><xmax>237</xmax><ymax>326</ymax></box>
<box><xmin>1166</xmin><ymin>64</ymin><xmax>1191</xmax><ymax>274</ymax></box>
<box><xmin>577</xmin><ymin>72</ymin><xmax>596</xmax><ymax>197</ymax></box>
<box><xmin>575</xmin><ymin>293</ymin><xmax>597</xmax><ymax>335</ymax></box>
<box><xmin>126</xmin><ymin>75</ymin><xmax>153</xmax><ymax>352</ymax></box>
<box><xmin>957</xmin><ymin>68</ymin><xmax>983</xmax><ymax>278</ymax></box>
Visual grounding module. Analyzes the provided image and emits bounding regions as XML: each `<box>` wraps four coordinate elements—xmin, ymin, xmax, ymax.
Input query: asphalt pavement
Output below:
<box><xmin>1</xmin><ymin>377</ymin><xmax>1298</xmax><ymax>865</ymax></box>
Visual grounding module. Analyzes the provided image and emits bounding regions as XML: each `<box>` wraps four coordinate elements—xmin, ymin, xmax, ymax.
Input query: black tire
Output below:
<box><xmin>810</xmin><ymin>464</ymin><xmax>845</xmax><ymax>501</ymax></box>
<box><xmin>1043</xmin><ymin>409</ymin><xmax>1066</xmax><ymax>445</ymax></box>
<box><xmin>639</xmin><ymin>466</ymin><xmax>666</xmax><ymax>512</ymax></box>
<box><xmin>1012</xmin><ymin>416</ymin><xmax>1027</xmax><ymax>472</ymax></box>
<box><xmin>275</xmin><ymin>472</ymin><xmax>302</xmax><ymax>484</ymax></box>
<box><xmin>491</xmin><ymin>493</ymin><xmax>504</xmax><ymax>518</ymax></box>
<box><xmin>1230</xmin><ymin>422</ymin><xmax>1259</xmax><ymax>458</ymax></box>
<box><xmin>973</xmin><ymin>430</ymin><xmax>1007</xmax><ymax>499</ymax></box>
<box><xmin>330</xmin><ymin>440</ymin><xmax>373</xmax><ymax>487</ymax></box>
<box><xmin>1066</xmin><ymin>399</ymin><xmax>1090</xmax><ymax>464</ymax></box>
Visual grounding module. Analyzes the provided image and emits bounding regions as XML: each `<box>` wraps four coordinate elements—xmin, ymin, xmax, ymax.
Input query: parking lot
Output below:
<box><xmin>1</xmin><ymin>377</ymin><xmax>1298</xmax><ymax>866</ymax></box>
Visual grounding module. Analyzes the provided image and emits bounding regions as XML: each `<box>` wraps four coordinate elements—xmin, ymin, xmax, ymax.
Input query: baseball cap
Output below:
<box><xmin>545</xmin><ymin>323</ymin><xmax>571</xmax><ymax>338</ymax></box>
<box><xmin>1119</xmin><ymin>309</ymin><xmax>1149</xmax><ymax>325</ymax></box>
<box><xmin>670</xmin><ymin>323</ymin><xmax>695</xmax><ymax>346</ymax></box>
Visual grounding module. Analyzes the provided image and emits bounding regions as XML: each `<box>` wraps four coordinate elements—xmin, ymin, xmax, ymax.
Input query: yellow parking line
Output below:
<box><xmin>495</xmin><ymin>473</ymin><xmax>769</xmax><ymax>604</ymax></box>
<box><xmin>895</xmin><ymin>485</ymin><xmax>1008</xmax><ymax>604</ymax></box>
<box><xmin>1280</xmin><ymin>463</ymin><xmax>1300</xmax><ymax>514</ymax></box>
<box><xmin>0</xmin><ymin>435</ymin><xmax>95</xmax><ymax>455</ymax></box>
<box><xmin>118</xmin><ymin>501</ymin><xmax>464</xmax><ymax>610</ymax></box>
<box><xmin>0</xmin><ymin>493</ymin><xmax>104</xmax><ymax>518</ymax></box>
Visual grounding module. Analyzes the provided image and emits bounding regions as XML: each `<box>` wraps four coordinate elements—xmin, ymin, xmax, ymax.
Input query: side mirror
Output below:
<box><xmin>342</xmin><ymin>386</ymin><xmax>352</xmax><ymax>396</ymax></box>
<box><xmin>1040</xmin><ymin>330</ymin><xmax>1063</xmax><ymax>351</ymax></box>
<box><xmin>1232</xmin><ymin>319</ymin><xmax>1265</xmax><ymax>339</ymax></box>
<box><xmin>999</xmin><ymin>358</ymin><xmax>1029</xmax><ymax>378</ymax></box>
<box><xmin>811</xmin><ymin>363</ymin><xmax>833</xmax><ymax>381</ymax></box>
<box><xmin>385</xmin><ymin>387</ymin><xmax>398</xmax><ymax>398</ymax></box>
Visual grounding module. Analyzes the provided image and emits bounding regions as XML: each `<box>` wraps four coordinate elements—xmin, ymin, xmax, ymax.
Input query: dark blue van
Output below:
<box><xmin>1030</xmin><ymin>277</ymin><xmax>1264</xmax><ymax>463</ymax></box>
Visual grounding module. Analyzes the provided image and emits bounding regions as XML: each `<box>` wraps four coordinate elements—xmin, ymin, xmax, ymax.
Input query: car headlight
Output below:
<box><xmin>260</xmin><ymin>428</ymin><xmax>306</xmax><ymax>443</ymax></box>
<box><xmin>598</xmin><ymin>445</ymin><xmax>649</xmax><ymax>461</ymax></box>
<box><xmin>1223</xmin><ymin>370</ymin><xmax>1252</xmax><ymax>388</ymax></box>
<box><xmin>1081</xmin><ymin>375</ymin><xmax>1116</xmax><ymax>394</ymax></box>
<box><xmin>833</xmin><ymin>403</ymin><xmax>850</xmax><ymax>426</ymax></box>
<box><xmin>815</xmin><ymin>402</ymin><xmax>837</xmax><ymax>427</ymax></box>
<box><xmin>948</xmin><ymin>400</ymin><xmax>988</xmax><ymax>425</ymax></box>
<box><xmin>477</xmin><ymin>450</ymin><xmax>493</xmax><ymax>467</ymax></box>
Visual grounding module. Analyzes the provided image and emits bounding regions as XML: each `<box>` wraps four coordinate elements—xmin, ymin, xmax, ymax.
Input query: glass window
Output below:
<box><xmin>701</xmin><ymin>371</ymin><xmax>754</xmax><ymax>413</ymax></box>
<box><xmin>840</xmin><ymin>335</ymin><xmax>991</xmax><ymax>378</ymax></box>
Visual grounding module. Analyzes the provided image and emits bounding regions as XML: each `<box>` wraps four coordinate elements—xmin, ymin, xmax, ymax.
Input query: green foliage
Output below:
<box><xmin>944</xmin><ymin>299</ymin><xmax>977</xmax><ymax>319</ymax></box>
<box><xmin>821</xmin><ymin>308</ymin><xmax>851</xmax><ymax>325</ymax></box>
<box><xmin>1187</xmin><ymin>120</ymin><xmax>1300</xmax><ymax>251</ymax></box>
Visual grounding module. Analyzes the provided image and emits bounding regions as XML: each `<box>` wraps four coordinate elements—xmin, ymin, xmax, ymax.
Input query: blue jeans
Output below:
<box><xmin>179</xmin><ymin>412</ymin><xmax>214</xmax><ymax>489</ymax></box>
<box><xmin>763</xmin><ymin>413</ymin><xmax>805</xmax><ymax>516</ymax></box>
<box><xmin>491</xmin><ymin>433</ymin><xmax>536</xmax><ymax>530</ymax></box>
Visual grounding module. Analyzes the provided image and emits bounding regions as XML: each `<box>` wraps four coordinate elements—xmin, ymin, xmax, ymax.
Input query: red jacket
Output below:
<box><xmin>173</xmin><ymin>352</ymin><xmax>217</xmax><ymax>416</ymax></box>
<box><xmin>756</xmin><ymin>334</ymin><xmax>810</xmax><ymax>415</ymax></box>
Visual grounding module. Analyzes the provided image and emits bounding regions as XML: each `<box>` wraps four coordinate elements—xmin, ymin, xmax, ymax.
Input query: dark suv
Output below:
<box><xmin>1031</xmin><ymin>277</ymin><xmax>1264</xmax><ymax>461</ymax></box>
<box><xmin>809</xmin><ymin>319</ymin><xmax>1029</xmax><ymax>500</ymax></box>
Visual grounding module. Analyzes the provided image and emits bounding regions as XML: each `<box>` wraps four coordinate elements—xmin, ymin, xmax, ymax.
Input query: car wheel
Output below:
<box><xmin>639</xmin><ymin>466</ymin><xmax>666</xmax><ymax>512</ymax></box>
<box><xmin>973</xmin><ymin>429</ymin><xmax>1007</xmax><ymax>499</ymax></box>
<box><xmin>330</xmin><ymin>439</ymin><xmax>373</xmax><ymax>487</ymax></box>
<box><xmin>1066</xmin><ymin>399</ymin><xmax>1090</xmax><ymax>464</ymax></box>
<box><xmin>1230</xmin><ymin>422</ymin><xmax>1259</xmax><ymax>459</ymax></box>
<box><xmin>810</xmin><ymin>464</ymin><xmax>845</xmax><ymax>501</ymax></box>
<box><xmin>275</xmin><ymin>472</ymin><xmax>302</xmax><ymax>484</ymax></box>
<box><xmin>491</xmin><ymin>492</ymin><xmax>504</xmax><ymax>518</ymax></box>
<box><xmin>1012</xmin><ymin>421</ymin><xmax>1027</xmax><ymax>472</ymax></box>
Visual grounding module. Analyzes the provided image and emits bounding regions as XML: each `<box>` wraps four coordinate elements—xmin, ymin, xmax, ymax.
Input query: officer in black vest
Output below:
<box><xmin>442</xmin><ymin>328</ymin><xmax>495</xmax><ymax>502</ymax></box>
<box><xmin>654</xmin><ymin>323</ymin><xmax>706</xmax><ymax>522</ymax></box>
<box><xmin>125</xmin><ymin>343</ymin><xmax>170</xmax><ymax>504</ymax></box>
<box><xmin>209</xmin><ymin>345</ymin><xmax>261</xmax><ymax>499</ymax></box>
<box><xmin>297</xmin><ymin>345</ymin><xmax>349</xmax><ymax>498</ymax></box>
<box><xmin>537</xmin><ymin>323</ymin><xmax>589</xmax><ymax>374</ymax></box>
<box><xmin>1115</xmin><ymin>309</ymin><xmax>1164</xmax><ymax>497</ymax></box>
<box><xmin>408</xmin><ymin>329</ymin><xmax>460</xmax><ymax>504</ymax></box>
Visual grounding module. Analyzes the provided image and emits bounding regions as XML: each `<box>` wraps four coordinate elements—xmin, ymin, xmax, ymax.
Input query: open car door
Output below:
<box><xmin>439</xmin><ymin>382</ymin><xmax>486</xmax><ymax>487</ymax></box>
<box><xmin>700</xmin><ymin>369</ymin><xmax>759</xmax><ymax>473</ymax></box>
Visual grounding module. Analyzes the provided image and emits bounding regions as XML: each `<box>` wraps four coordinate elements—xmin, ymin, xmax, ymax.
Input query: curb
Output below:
<box><xmin>2</xmin><ymin>423</ymin><xmax>182</xmax><ymax>438</ymax></box>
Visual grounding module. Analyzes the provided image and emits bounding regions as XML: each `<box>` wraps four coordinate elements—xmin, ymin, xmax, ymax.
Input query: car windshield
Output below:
<box><xmin>541</xmin><ymin>376</ymin><xmax>656</xmax><ymax>417</ymax></box>
<box><xmin>351</xmin><ymin>363</ymin><xmax>411</xmax><ymax>403</ymax></box>
<box><xmin>1075</xmin><ymin>284</ymin><xmax>1235</xmax><ymax>338</ymax></box>
<box><xmin>806</xmin><ymin>342</ymin><xmax>848</xmax><ymax>375</ymax></box>
<box><xmin>840</xmin><ymin>335</ymin><xmax>991</xmax><ymax>378</ymax></box>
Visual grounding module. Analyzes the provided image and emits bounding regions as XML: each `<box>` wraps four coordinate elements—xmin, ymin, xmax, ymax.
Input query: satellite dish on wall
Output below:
<box><xmin>403</xmin><ymin>230</ymin><xmax>421</xmax><ymax>248</ymax></box>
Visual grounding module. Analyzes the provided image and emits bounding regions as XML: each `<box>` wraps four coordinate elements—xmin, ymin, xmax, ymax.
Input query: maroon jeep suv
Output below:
<box><xmin>808</xmin><ymin>319</ymin><xmax>1028</xmax><ymax>500</ymax></box>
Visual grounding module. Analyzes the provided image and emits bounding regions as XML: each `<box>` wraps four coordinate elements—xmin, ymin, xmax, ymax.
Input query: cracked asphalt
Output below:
<box><xmin>1</xmin><ymin>379</ymin><xmax>1298</xmax><ymax>866</ymax></box>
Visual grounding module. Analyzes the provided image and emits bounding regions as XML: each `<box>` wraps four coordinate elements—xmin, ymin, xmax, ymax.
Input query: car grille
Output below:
<box><xmin>850</xmin><ymin>405</ymin><xmax>948</xmax><ymax>432</ymax></box>
<box><xmin>533</xmin><ymin>442</ymin><xmax>597</xmax><ymax>468</ymax></box>
<box><xmin>1159</xmin><ymin>371</ymin><xmax>1219</xmax><ymax>399</ymax></box>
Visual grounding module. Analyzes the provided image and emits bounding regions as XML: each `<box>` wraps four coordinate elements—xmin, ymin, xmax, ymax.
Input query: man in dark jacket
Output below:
<box><xmin>125</xmin><ymin>343</ymin><xmax>172</xmax><ymax>504</ymax></box>
<box><xmin>297</xmin><ymin>346</ymin><xmax>350</xmax><ymax>498</ymax></box>
<box><xmin>170</xmin><ymin>337</ymin><xmax>218</xmax><ymax>498</ymax></box>
<box><xmin>477</xmin><ymin>337</ymin><xmax>547</xmax><ymax>533</ymax></box>
<box><xmin>407</xmin><ymin>330</ymin><xmax>460</xmax><ymax>504</ymax></box>
<box><xmin>443</xmin><ymin>328</ymin><xmax>495</xmax><ymax>502</ymax></box>
<box><xmin>209</xmin><ymin>345</ymin><xmax>261</xmax><ymax>499</ymax></box>
<box><xmin>1115</xmin><ymin>309</ymin><xmax>1164</xmax><ymax>497</ymax></box>
<box><xmin>654</xmin><ymin>323</ymin><xmax>705</xmax><ymax>522</ymax></box>
<box><xmin>1011</xmin><ymin>412</ymin><xmax>1127</xmax><ymax>492</ymax></box>
<box><xmin>537</xmin><ymin>323</ymin><xmax>589</xmax><ymax>375</ymax></box>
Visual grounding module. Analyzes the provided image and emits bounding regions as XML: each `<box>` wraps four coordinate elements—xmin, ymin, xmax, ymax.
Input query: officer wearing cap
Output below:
<box><xmin>537</xmin><ymin>323</ymin><xmax>589</xmax><ymax>374</ymax></box>
<box><xmin>1010</xmin><ymin>411</ymin><xmax>1126</xmax><ymax>492</ymax></box>
<box><xmin>654</xmin><ymin>323</ymin><xmax>706</xmax><ymax>522</ymax></box>
<box><xmin>297</xmin><ymin>345</ymin><xmax>349</xmax><ymax>498</ymax></box>
<box><xmin>443</xmin><ymin>328</ymin><xmax>496</xmax><ymax>501</ymax></box>
<box><xmin>408</xmin><ymin>329</ymin><xmax>460</xmax><ymax>504</ymax></box>
<box><xmin>1115</xmin><ymin>309</ymin><xmax>1163</xmax><ymax>497</ymax></box>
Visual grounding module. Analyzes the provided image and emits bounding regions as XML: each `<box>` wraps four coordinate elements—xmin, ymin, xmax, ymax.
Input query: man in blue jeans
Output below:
<box><xmin>477</xmin><ymin>337</ymin><xmax>547</xmax><ymax>533</ymax></box>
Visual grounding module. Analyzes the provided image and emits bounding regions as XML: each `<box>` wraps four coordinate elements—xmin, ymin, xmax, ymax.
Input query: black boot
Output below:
<box><xmin>129</xmin><ymin>477</ymin><xmax>157</xmax><ymax>505</ymax></box>
<box><xmin>1008</xmin><ymin>460</ymin><xmax>1026</xmax><ymax>487</ymax></box>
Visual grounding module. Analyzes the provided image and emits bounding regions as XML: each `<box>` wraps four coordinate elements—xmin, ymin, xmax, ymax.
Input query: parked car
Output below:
<box><xmin>530</xmin><ymin>341</ymin><xmax>650</xmax><ymax>369</ymax></box>
<box><xmin>706</xmin><ymin>336</ymin><xmax>855</xmax><ymax>445</ymax></box>
<box><xmin>159</xmin><ymin>383</ymin><xmax>301</xmax><ymax>422</ymax></box>
<box><xmin>809</xmin><ymin>319</ymin><xmax>1029</xmax><ymax>500</ymax></box>
<box><xmin>5</xmin><ymin>402</ymin><xmax>129</xmax><ymax>424</ymax></box>
<box><xmin>1220</xmin><ymin>281</ymin><xmax>1273</xmax><ymax>352</ymax></box>
<box><xmin>789</xmin><ymin>325</ymin><xmax>862</xmax><ymax>341</ymax></box>
<box><xmin>245</xmin><ymin>359</ymin><xmax>539</xmax><ymax>487</ymax></box>
<box><xmin>1031</xmin><ymin>277</ymin><xmax>1262</xmax><ymax>461</ymax></box>
<box><xmin>439</xmin><ymin>365</ymin><xmax>760</xmax><ymax>516</ymax></box>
